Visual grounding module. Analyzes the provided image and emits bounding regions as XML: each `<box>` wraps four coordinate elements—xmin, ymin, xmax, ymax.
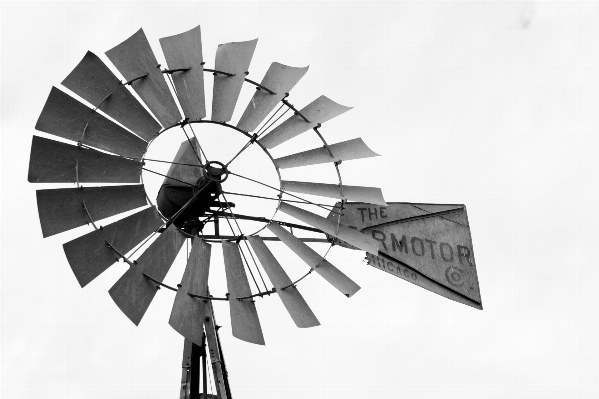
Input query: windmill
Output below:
<box><xmin>28</xmin><ymin>25</ymin><xmax>482</xmax><ymax>398</ymax></box>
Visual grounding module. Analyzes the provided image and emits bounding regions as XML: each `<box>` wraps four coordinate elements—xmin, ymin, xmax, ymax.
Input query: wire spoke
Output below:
<box><xmin>222</xmin><ymin>191</ymin><xmax>338</xmax><ymax>209</ymax></box>
<box><xmin>228</xmin><ymin>171</ymin><xmax>341</xmax><ymax>215</ymax></box>
<box><xmin>142</xmin><ymin>167</ymin><xmax>195</xmax><ymax>186</ymax></box>
<box><xmin>220</xmin><ymin>192</ymin><xmax>269</xmax><ymax>292</ymax></box>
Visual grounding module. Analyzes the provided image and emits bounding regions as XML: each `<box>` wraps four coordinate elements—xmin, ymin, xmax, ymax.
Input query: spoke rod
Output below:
<box><xmin>187</xmin><ymin>123</ymin><xmax>209</xmax><ymax>162</ymax></box>
<box><xmin>142</xmin><ymin>168</ymin><xmax>195</xmax><ymax>187</ymax></box>
<box><xmin>222</xmin><ymin>191</ymin><xmax>337</xmax><ymax>209</ymax></box>
<box><xmin>221</xmin><ymin>192</ymin><xmax>269</xmax><ymax>292</ymax></box>
<box><xmin>229</xmin><ymin>171</ymin><xmax>341</xmax><ymax>215</ymax></box>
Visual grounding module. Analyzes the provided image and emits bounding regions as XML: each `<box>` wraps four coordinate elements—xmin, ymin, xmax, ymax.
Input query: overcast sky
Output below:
<box><xmin>2</xmin><ymin>1</ymin><xmax>599</xmax><ymax>398</ymax></box>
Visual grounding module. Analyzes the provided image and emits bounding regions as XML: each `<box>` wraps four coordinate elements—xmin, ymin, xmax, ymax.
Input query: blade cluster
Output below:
<box><xmin>29</xmin><ymin>25</ymin><xmax>389</xmax><ymax>346</ymax></box>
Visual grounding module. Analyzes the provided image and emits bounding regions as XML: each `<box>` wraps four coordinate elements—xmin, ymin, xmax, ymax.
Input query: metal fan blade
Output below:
<box><xmin>36</xmin><ymin>185</ymin><xmax>147</xmax><ymax>238</ymax></box>
<box><xmin>331</xmin><ymin>202</ymin><xmax>482</xmax><ymax>306</ymax></box>
<box><xmin>259</xmin><ymin>96</ymin><xmax>352</xmax><ymax>148</ymax></box>
<box><xmin>106</xmin><ymin>28</ymin><xmax>182</xmax><ymax>128</ymax></box>
<box><xmin>278</xmin><ymin>202</ymin><xmax>379</xmax><ymax>253</ymax></box>
<box><xmin>64</xmin><ymin>206</ymin><xmax>163</xmax><ymax>288</ymax></box>
<box><xmin>222</xmin><ymin>241</ymin><xmax>265</xmax><ymax>345</ymax></box>
<box><xmin>247</xmin><ymin>236</ymin><xmax>319</xmax><ymax>328</ymax></box>
<box><xmin>35</xmin><ymin>87</ymin><xmax>148</xmax><ymax>158</ymax></box>
<box><xmin>169</xmin><ymin>239</ymin><xmax>211</xmax><ymax>346</ymax></box>
<box><xmin>274</xmin><ymin>138</ymin><xmax>379</xmax><ymax>169</ymax></box>
<box><xmin>266</xmin><ymin>223</ymin><xmax>360</xmax><ymax>297</ymax></box>
<box><xmin>28</xmin><ymin>136</ymin><xmax>142</xmax><ymax>183</ymax></box>
<box><xmin>211</xmin><ymin>39</ymin><xmax>258</xmax><ymax>123</ymax></box>
<box><xmin>159</xmin><ymin>25</ymin><xmax>206</xmax><ymax>121</ymax></box>
<box><xmin>109</xmin><ymin>224</ymin><xmax>185</xmax><ymax>326</ymax></box>
<box><xmin>61</xmin><ymin>51</ymin><xmax>161</xmax><ymax>141</ymax></box>
<box><xmin>281</xmin><ymin>180</ymin><xmax>387</xmax><ymax>206</ymax></box>
<box><xmin>162</xmin><ymin>138</ymin><xmax>202</xmax><ymax>186</ymax></box>
<box><xmin>237</xmin><ymin>62</ymin><xmax>309</xmax><ymax>132</ymax></box>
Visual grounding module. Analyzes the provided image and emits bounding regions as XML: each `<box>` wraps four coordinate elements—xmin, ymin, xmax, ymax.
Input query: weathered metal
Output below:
<box><xmin>169</xmin><ymin>239</ymin><xmax>211</xmax><ymax>346</ymax></box>
<box><xmin>63</xmin><ymin>207</ymin><xmax>163</xmax><ymax>288</ymax></box>
<box><xmin>28</xmin><ymin>136</ymin><xmax>142</xmax><ymax>183</ymax></box>
<box><xmin>267</xmin><ymin>223</ymin><xmax>360</xmax><ymax>297</ymax></box>
<box><xmin>159</xmin><ymin>25</ymin><xmax>206</xmax><ymax>121</ymax></box>
<box><xmin>278</xmin><ymin>202</ymin><xmax>379</xmax><ymax>253</ymax></box>
<box><xmin>274</xmin><ymin>138</ymin><xmax>379</xmax><ymax>169</ymax></box>
<box><xmin>211</xmin><ymin>39</ymin><xmax>258</xmax><ymax>123</ymax></box>
<box><xmin>222</xmin><ymin>241</ymin><xmax>265</xmax><ymax>345</ymax></box>
<box><xmin>259</xmin><ymin>96</ymin><xmax>352</xmax><ymax>148</ymax></box>
<box><xmin>36</xmin><ymin>87</ymin><xmax>148</xmax><ymax>158</ymax></box>
<box><xmin>204</xmin><ymin>300</ymin><xmax>229</xmax><ymax>399</ymax></box>
<box><xmin>248</xmin><ymin>236</ymin><xmax>320</xmax><ymax>328</ymax></box>
<box><xmin>281</xmin><ymin>180</ymin><xmax>387</xmax><ymax>206</ymax></box>
<box><xmin>106</xmin><ymin>28</ymin><xmax>182</xmax><ymax>128</ymax></box>
<box><xmin>109</xmin><ymin>224</ymin><xmax>185</xmax><ymax>325</ymax></box>
<box><xmin>36</xmin><ymin>185</ymin><xmax>147</xmax><ymax>237</ymax></box>
<box><xmin>163</xmin><ymin>138</ymin><xmax>203</xmax><ymax>186</ymax></box>
<box><xmin>328</xmin><ymin>202</ymin><xmax>482</xmax><ymax>308</ymax></box>
<box><xmin>62</xmin><ymin>51</ymin><xmax>161</xmax><ymax>141</ymax></box>
<box><xmin>237</xmin><ymin>62</ymin><xmax>309</xmax><ymax>132</ymax></box>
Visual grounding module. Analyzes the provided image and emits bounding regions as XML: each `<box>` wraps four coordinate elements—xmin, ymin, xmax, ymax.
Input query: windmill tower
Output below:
<box><xmin>28</xmin><ymin>25</ymin><xmax>482</xmax><ymax>398</ymax></box>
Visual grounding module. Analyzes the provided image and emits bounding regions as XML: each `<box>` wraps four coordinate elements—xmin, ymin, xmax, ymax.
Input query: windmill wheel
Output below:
<box><xmin>28</xmin><ymin>24</ymin><xmax>387</xmax><ymax>352</ymax></box>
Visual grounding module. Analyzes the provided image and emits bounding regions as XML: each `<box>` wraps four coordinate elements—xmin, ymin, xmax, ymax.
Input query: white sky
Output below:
<box><xmin>2</xmin><ymin>1</ymin><xmax>599</xmax><ymax>398</ymax></box>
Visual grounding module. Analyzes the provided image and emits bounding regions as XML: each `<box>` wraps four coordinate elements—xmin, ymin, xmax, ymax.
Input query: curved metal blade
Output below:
<box><xmin>274</xmin><ymin>138</ymin><xmax>379</xmax><ymax>169</ymax></box>
<box><xmin>28</xmin><ymin>136</ymin><xmax>142</xmax><ymax>183</ymax></box>
<box><xmin>278</xmin><ymin>203</ymin><xmax>379</xmax><ymax>253</ymax></box>
<box><xmin>61</xmin><ymin>51</ymin><xmax>161</xmax><ymax>141</ymax></box>
<box><xmin>160</xmin><ymin>25</ymin><xmax>205</xmax><ymax>121</ymax></box>
<box><xmin>222</xmin><ymin>241</ymin><xmax>265</xmax><ymax>345</ymax></box>
<box><xmin>211</xmin><ymin>39</ymin><xmax>258</xmax><ymax>123</ymax></box>
<box><xmin>248</xmin><ymin>236</ymin><xmax>319</xmax><ymax>328</ymax></box>
<box><xmin>63</xmin><ymin>206</ymin><xmax>163</xmax><ymax>288</ymax></box>
<box><xmin>259</xmin><ymin>96</ymin><xmax>352</xmax><ymax>148</ymax></box>
<box><xmin>163</xmin><ymin>138</ymin><xmax>202</xmax><ymax>186</ymax></box>
<box><xmin>281</xmin><ymin>180</ymin><xmax>387</xmax><ymax>206</ymax></box>
<box><xmin>237</xmin><ymin>62</ymin><xmax>309</xmax><ymax>132</ymax></box>
<box><xmin>109</xmin><ymin>224</ymin><xmax>185</xmax><ymax>326</ymax></box>
<box><xmin>35</xmin><ymin>87</ymin><xmax>148</xmax><ymax>158</ymax></box>
<box><xmin>106</xmin><ymin>28</ymin><xmax>182</xmax><ymax>128</ymax></box>
<box><xmin>266</xmin><ymin>223</ymin><xmax>360</xmax><ymax>297</ymax></box>
<box><xmin>36</xmin><ymin>185</ymin><xmax>147</xmax><ymax>238</ymax></box>
<box><xmin>169</xmin><ymin>239</ymin><xmax>211</xmax><ymax>346</ymax></box>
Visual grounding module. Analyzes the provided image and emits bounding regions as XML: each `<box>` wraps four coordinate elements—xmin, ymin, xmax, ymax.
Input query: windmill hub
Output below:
<box><xmin>203</xmin><ymin>160</ymin><xmax>229</xmax><ymax>183</ymax></box>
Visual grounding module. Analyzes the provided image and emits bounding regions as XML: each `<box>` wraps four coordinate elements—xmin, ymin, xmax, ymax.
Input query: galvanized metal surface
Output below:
<box><xmin>267</xmin><ymin>223</ymin><xmax>360</xmax><ymax>297</ymax></box>
<box><xmin>35</xmin><ymin>87</ymin><xmax>148</xmax><ymax>158</ymax></box>
<box><xmin>106</xmin><ymin>28</ymin><xmax>182</xmax><ymax>128</ymax></box>
<box><xmin>278</xmin><ymin>202</ymin><xmax>379</xmax><ymax>253</ymax></box>
<box><xmin>36</xmin><ymin>185</ymin><xmax>147</xmax><ymax>237</ymax></box>
<box><xmin>274</xmin><ymin>138</ymin><xmax>379</xmax><ymax>169</ymax></box>
<box><xmin>159</xmin><ymin>25</ymin><xmax>206</xmax><ymax>121</ymax></box>
<box><xmin>222</xmin><ymin>241</ymin><xmax>265</xmax><ymax>345</ymax></box>
<box><xmin>259</xmin><ymin>96</ymin><xmax>352</xmax><ymax>149</ymax></box>
<box><xmin>61</xmin><ymin>51</ymin><xmax>161</xmax><ymax>141</ymax></box>
<box><xmin>281</xmin><ymin>180</ymin><xmax>387</xmax><ymax>206</ymax></box>
<box><xmin>204</xmin><ymin>301</ymin><xmax>228</xmax><ymax>399</ymax></box>
<box><xmin>63</xmin><ymin>207</ymin><xmax>163</xmax><ymax>288</ymax></box>
<box><xmin>330</xmin><ymin>202</ymin><xmax>482</xmax><ymax>307</ymax></box>
<box><xmin>365</xmin><ymin>253</ymin><xmax>481</xmax><ymax>309</ymax></box>
<box><xmin>28</xmin><ymin>136</ymin><xmax>142</xmax><ymax>183</ymax></box>
<box><xmin>248</xmin><ymin>236</ymin><xmax>319</xmax><ymax>328</ymax></box>
<box><xmin>163</xmin><ymin>138</ymin><xmax>202</xmax><ymax>186</ymax></box>
<box><xmin>109</xmin><ymin>224</ymin><xmax>185</xmax><ymax>325</ymax></box>
<box><xmin>169</xmin><ymin>239</ymin><xmax>211</xmax><ymax>346</ymax></box>
<box><xmin>211</xmin><ymin>39</ymin><xmax>258</xmax><ymax>123</ymax></box>
<box><xmin>237</xmin><ymin>62</ymin><xmax>308</xmax><ymax>132</ymax></box>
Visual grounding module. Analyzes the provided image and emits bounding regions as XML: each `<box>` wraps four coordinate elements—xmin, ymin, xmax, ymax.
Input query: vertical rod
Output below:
<box><xmin>202</xmin><ymin>333</ymin><xmax>208</xmax><ymax>398</ymax></box>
